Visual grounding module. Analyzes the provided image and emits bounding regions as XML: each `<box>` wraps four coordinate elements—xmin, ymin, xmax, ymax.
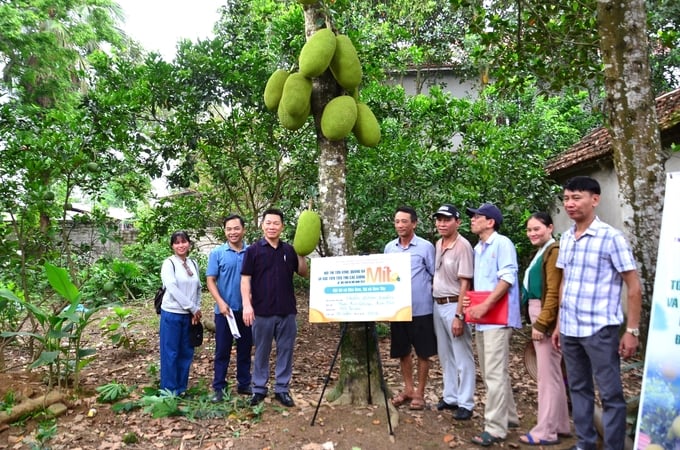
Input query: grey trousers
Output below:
<box><xmin>561</xmin><ymin>325</ymin><xmax>627</xmax><ymax>450</ymax></box>
<box><xmin>251</xmin><ymin>314</ymin><xmax>297</xmax><ymax>395</ymax></box>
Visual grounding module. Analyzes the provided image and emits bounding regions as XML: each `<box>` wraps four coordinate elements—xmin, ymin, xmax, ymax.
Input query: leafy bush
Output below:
<box><xmin>99</xmin><ymin>306</ymin><xmax>148</xmax><ymax>350</ymax></box>
<box><xmin>348</xmin><ymin>82</ymin><xmax>600</xmax><ymax>262</ymax></box>
<box><xmin>79</xmin><ymin>242</ymin><xmax>186</xmax><ymax>305</ymax></box>
<box><xmin>107</xmin><ymin>385</ymin><xmax>264</xmax><ymax>423</ymax></box>
<box><xmin>0</xmin><ymin>282</ymin><xmax>24</xmax><ymax>337</ymax></box>
<box><xmin>96</xmin><ymin>381</ymin><xmax>134</xmax><ymax>403</ymax></box>
<box><xmin>0</xmin><ymin>390</ymin><xmax>16</xmax><ymax>413</ymax></box>
<box><xmin>79</xmin><ymin>256</ymin><xmax>147</xmax><ymax>305</ymax></box>
<box><xmin>1</xmin><ymin>264</ymin><xmax>107</xmax><ymax>389</ymax></box>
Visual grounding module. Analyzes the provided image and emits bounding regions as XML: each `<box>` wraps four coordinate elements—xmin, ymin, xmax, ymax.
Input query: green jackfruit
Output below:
<box><xmin>278</xmin><ymin>101</ymin><xmax>310</xmax><ymax>131</ymax></box>
<box><xmin>293</xmin><ymin>210</ymin><xmax>321</xmax><ymax>256</ymax></box>
<box><xmin>321</xmin><ymin>95</ymin><xmax>357</xmax><ymax>141</ymax></box>
<box><xmin>353</xmin><ymin>102</ymin><xmax>381</xmax><ymax>147</ymax></box>
<box><xmin>329</xmin><ymin>35</ymin><xmax>362</xmax><ymax>91</ymax></box>
<box><xmin>297</xmin><ymin>0</ymin><xmax>317</xmax><ymax>4</ymax></box>
<box><xmin>280</xmin><ymin>72</ymin><xmax>312</xmax><ymax>118</ymax></box>
<box><xmin>264</xmin><ymin>69</ymin><xmax>289</xmax><ymax>111</ymax></box>
<box><xmin>299</xmin><ymin>28</ymin><xmax>336</xmax><ymax>78</ymax></box>
<box><xmin>43</xmin><ymin>191</ymin><xmax>55</xmax><ymax>201</ymax></box>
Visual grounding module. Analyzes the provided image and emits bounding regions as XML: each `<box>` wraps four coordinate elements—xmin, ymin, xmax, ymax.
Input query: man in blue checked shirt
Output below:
<box><xmin>552</xmin><ymin>176</ymin><xmax>642</xmax><ymax>450</ymax></box>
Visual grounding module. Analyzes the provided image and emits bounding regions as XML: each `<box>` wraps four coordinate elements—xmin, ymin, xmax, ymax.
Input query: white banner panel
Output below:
<box><xmin>635</xmin><ymin>172</ymin><xmax>680</xmax><ymax>449</ymax></box>
<box><xmin>309</xmin><ymin>253</ymin><xmax>412</xmax><ymax>323</ymax></box>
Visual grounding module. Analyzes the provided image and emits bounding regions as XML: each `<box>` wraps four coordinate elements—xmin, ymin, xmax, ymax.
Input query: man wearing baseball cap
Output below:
<box><xmin>431</xmin><ymin>204</ymin><xmax>476</xmax><ymax>421</ymax></box>
<box><xmin>464</xmin><ymin>203</ymin><xmax>522</xmax><ymax>446</ymax></box>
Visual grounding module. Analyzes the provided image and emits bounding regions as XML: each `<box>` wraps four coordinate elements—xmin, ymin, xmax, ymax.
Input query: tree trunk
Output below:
<box><xmin>0</xmin><ymin>391</ymin><xmax>65</xmax><ymax>425</ymax></box>
<box><xmin>596</xmin><ymin>0</ymin><xmax>666</xmax><ymax>339</ymax></box>
<box><xmin>303</xmin><ymin>7</ymin><xmax>386</xmax><ymax>405</ymax></box>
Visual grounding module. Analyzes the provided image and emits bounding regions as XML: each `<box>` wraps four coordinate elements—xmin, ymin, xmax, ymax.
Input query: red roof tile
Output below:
<box><xmin>545</xmin><ymin>88</ymin><xmax>680</xmax><ymax>174</ymax></box>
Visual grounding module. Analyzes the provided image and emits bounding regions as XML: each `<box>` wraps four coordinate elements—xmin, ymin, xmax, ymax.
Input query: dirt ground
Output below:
<box><xmin>0</xmin><ymin>297</ymin><xmax>642</xmax><ymax>450</ymax></box>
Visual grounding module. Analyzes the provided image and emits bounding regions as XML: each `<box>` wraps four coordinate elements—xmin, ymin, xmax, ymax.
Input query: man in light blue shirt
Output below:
<box><xmin>464</xmin><ymin>203</ymin><xmax>521</xmax><ymax>446</ymax></box>
<box><xmin>206</xmin><ymin>214</ymin><xmax>252</xmax><ymax>402</ymax></box>
<box><xmin>384</xmin><ymin>206</ymin><xmax>436</xmax><ymax>411</ymax></box>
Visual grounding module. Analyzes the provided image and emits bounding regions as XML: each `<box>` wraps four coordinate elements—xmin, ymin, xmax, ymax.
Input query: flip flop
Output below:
<box><xmin>471</xmin><ymin>431</ymin><xmax>504</xmax><ymax>447</ymax></box>
<box><xmin>391</xmin><ymin>391</ymin><xmax>412</xmax><ymax>407</ymax></box>
<box><xmin>408</xmin><ymin>396</ymin><xmax>425</xmax><ymax>410</ymax></box>
<box><xmin>518</xmin><ymin>433</ymin><xmax>560</xmax><ymax>446</ymax></box>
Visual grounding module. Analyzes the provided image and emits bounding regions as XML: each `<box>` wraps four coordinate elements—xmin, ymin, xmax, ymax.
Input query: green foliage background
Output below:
<box><xmin>0</xmin><ymin>0</ymin><xmax>677</xmax><ymax>374</ymax></box>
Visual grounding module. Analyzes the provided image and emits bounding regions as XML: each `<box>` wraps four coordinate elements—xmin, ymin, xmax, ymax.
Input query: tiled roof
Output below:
<box><xmin>545</xmin><ymin>88</ymin><xmax>680</xmax><ymax>175</ymax></box>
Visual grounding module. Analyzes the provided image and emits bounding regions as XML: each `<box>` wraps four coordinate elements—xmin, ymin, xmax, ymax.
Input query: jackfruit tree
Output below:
<box><xmin>279</xmin><ymin>2</ymin><xmax>386</xmax><ymax>406</ymax></box>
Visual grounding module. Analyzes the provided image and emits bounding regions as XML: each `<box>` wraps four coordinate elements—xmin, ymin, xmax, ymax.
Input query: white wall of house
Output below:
<box><xmin>385</xmin><ymin>70</ymin><xmax>479</xmax><ymax>98</ymax></box>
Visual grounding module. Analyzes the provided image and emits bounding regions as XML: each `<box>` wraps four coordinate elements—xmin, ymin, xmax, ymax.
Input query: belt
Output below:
<box><xmin>434</xmin><ymin>296</ymin><xmax>459</xmax><ymax>305</ymax></box>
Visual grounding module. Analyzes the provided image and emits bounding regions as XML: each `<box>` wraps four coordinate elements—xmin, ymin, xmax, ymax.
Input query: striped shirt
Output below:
<box><xmin>556</xmin><ymin>217</ymin><xmax>637</xmax><ymax>337</ymax></box>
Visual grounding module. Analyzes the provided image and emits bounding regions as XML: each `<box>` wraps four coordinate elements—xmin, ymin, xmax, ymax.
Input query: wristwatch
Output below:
<box><xmin>455</xmin><ymin>313</ymin><xmax>465</xmax><ymax>321</ymax></box>
<box><xmin>626</xmin><ymin>327</ymin><xmax>640</xmax><ymax>337</ymax></box>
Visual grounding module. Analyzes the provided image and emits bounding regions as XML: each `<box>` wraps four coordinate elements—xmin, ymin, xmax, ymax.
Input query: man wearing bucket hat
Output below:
<box><xmin>431</xmin><ymin>204</ymin><xmax>476</xmax><ymax>421</ymax></box>
<box><xmin>464</xmin><ymin>203</ymin><xmax>522</xmax><ymax>447</ymax></box>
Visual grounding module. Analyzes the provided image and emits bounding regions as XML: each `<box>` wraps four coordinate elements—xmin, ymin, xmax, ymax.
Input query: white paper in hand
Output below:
<box><xmin>227</xmin><ymin>313</ymin><xmax>241</xmax><ymax>339</ymax></box>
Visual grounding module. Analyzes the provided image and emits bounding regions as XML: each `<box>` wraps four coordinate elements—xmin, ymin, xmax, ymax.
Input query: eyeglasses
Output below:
<box><xmin>182</xmin><ymin>260</ymin><xmax>194</xmax><ymax>277</ymax></box>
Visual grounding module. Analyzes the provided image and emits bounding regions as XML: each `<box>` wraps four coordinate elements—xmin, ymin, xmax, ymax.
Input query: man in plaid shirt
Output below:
<box><xmin>552</xmin><ymin>176</ymin><xmax>642</xmax><ymax>450</ymax></box>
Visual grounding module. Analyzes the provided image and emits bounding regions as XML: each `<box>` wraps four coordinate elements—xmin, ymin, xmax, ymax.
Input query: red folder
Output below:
<box><xmin>465</xmin><ymin>291</ymin><xmax>508</xmax><ymax>325</ymax></box>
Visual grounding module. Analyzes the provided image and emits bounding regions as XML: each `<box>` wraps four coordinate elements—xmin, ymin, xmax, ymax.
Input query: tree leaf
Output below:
<box><xmin>45</xmin><ymin>263</ymin><xmax>80</xmax><ymax>302</ymax></box>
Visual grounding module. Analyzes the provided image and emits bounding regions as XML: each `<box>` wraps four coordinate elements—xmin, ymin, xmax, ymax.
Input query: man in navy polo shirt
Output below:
<box><xmin>241</xmin><ymin>208</ymin><xmax>309</xmax><ymax>407</ymax></box>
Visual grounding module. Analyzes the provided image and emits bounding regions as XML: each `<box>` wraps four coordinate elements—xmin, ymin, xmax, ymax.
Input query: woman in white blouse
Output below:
<box><xmin>159</xmin><ymin>230</ymin><xmax>202</xmax><ymax>396</ymax></box>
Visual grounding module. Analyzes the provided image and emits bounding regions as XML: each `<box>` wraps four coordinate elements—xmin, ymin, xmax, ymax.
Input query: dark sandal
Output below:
<box><xmin>471</xmin><ymin>431</ymin><xmax>504</xmax><ymax>447</ymax></box>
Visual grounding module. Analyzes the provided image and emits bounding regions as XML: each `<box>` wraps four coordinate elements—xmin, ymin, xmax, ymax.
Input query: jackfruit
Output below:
<box><xmin>329</xmin><ymin>35</ymin><xmax>362</xmax><ymax>91</ymax></box>
<box><xmin>278</xmin><ymin>101</ymin><xmax>310</xmax><ymax>131</ymax></box>
<box><xmin>297</xmin><ymin>0</ymin><xmax>317</xmax><ymax>4</ymax></box>
<box><xmin>353</xmin><ymin>102</ymin><xmax>381</xmax><ymax>147</ymax></box>
<box><xmin>293</xmin><ymin>209</ymin><xmax>321</xmax><ymax>256</ymax></box>
<box><xmin>264</xmin><ymin>69</ymin><xmax>289</xmax><ymax>111</ymax></box>
<box><xmin>321</xmin><ymin>95</ymin><xmax>357</xmax><ymax>141</ymax></box>
<box><xmin>280</xmin><ymin>72</ymin><xmax>312</xmax><ymax>118</ymax></box>
<box><xmin>299</xmin><ymin>28</ymin><xmax>336</xmax><ymax>78</ymax></box>
<box><xmin>43</xmin><ymin>191</ymin><xmax>55</xmax><ymax>201</ymax></box>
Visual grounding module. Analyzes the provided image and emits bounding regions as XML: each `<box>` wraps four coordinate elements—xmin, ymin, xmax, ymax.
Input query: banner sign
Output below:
<box><xmin>635</xmin><ymin>172</ymin><xmax>680</xmax><ymax>449</ymax></box>
<box><xmin>309</xmin><ymin>253</ymin><xmax>412</xmax><ymax>323</ymax></box>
